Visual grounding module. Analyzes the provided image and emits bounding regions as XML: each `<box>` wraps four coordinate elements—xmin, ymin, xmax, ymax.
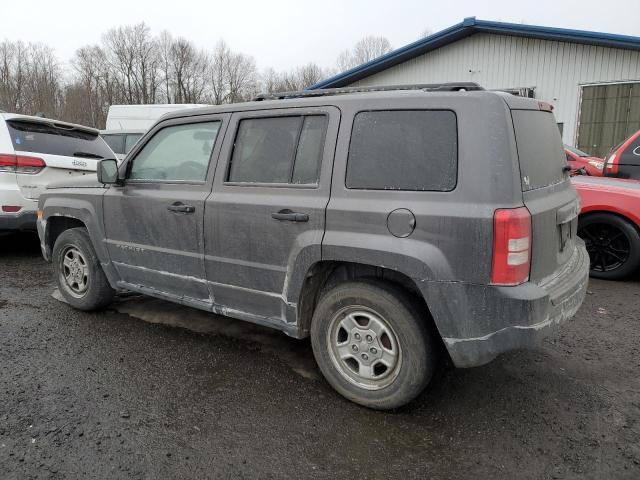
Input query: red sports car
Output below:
<box><xmin>572</xmin><ymin>176</ymin><xmax>640</xmax><ymax>280</ymax></box>
<box><xmin>564</xmin><ymin>145</ymin><xmax>604</xmax><ymax>176</ymax></box>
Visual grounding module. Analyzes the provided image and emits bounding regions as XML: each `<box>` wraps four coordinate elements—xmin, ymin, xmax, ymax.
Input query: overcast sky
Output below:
<box><xmin>3</xmin><ymin>0</ymin><xmax>640</xmax><ymax>72</ymax></box>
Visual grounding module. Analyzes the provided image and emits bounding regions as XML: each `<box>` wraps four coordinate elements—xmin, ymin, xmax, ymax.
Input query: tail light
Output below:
<box><xmin>2</xmin><ymin>205</ymin><xmax>22</xmax><ymax>213</ymax></box>
<box><xmin>491</xmin><ymin>207</ymin><xmax>532</xmax><ymax>286</ymax></box>
<box><xmin>0</xmin><ymin>154</ymin><xmax>45</xmax><ymax>174</ymax></box>
<box><xmin>0</xmin><ymin>154</ymin><xmax>16</xmax><ymax>172</ymax></box>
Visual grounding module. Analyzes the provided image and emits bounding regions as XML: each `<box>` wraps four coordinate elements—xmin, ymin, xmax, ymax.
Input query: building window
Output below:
<box><xmin>577</xmin><ymin>82</ymin><xmax>640</xmax><ymax>158</ymax></box>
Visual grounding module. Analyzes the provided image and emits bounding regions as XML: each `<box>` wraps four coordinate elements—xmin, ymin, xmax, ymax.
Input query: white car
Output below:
<box><xmin>0</xmin><ymin>113</ymin><xmax>115</xmax><ymax>233</ymax></box>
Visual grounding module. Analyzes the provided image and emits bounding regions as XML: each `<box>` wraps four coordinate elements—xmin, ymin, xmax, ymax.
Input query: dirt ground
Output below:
<box><xmin>1</xmin><ymin>232</ymin><xmax>639</xmax><ymax>479</ymax></box>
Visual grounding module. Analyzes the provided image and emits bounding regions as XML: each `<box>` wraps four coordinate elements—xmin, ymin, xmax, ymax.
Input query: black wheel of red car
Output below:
<box><xmin>578</xmin><ymin>213</ymin><xmax>640</xmax><ymax>280</ymax></box>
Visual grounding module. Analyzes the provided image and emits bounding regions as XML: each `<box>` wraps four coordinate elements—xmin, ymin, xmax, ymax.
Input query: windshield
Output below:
<box><xmin>564</xmin><ymin>144</ymin><xmax>590</xmax><ymax>157</ymax></box>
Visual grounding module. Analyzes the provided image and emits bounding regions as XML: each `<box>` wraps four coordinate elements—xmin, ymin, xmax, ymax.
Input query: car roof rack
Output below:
<box><xmin>253</xmin><ymin>82</ymin><xmax>484</xmax><ymax>101</ymax></box>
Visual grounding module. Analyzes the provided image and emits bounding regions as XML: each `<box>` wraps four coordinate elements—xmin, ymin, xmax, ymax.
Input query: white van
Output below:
<box><xmin>0</xmin><ymin>113</ymin><xmax>114</xmax><ymax>232</ymax></box>
<box><xmin>105</xmin><ymin>104</ymin><xmax>209</xmax><ymax>130</ymax></box>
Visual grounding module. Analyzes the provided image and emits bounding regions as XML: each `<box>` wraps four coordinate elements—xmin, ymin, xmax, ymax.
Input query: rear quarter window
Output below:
<box><xmin>620</xmin><ymin>133</ymin><xmax>640</xmax><ymax>166</ymax></box>
<box><xmin>346</xmin><ymin>110</ymin><xmax>457</xmax><ymax>191</ymax></box>
<box><xmin>512</xmin><ymin>110</ymin><xmax>566</xmax><ymax>191</ymax></box>
<box><xmin>7</xmin><ymin>120</ymin><xmax>113</xmax><ymax>159</ymax></box>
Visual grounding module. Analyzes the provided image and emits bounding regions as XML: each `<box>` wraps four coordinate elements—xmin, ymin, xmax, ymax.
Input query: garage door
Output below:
<box><xmin>577</xmin><ymin>82</ymin><xmax>640</xmax><ymax>158</ymax></box>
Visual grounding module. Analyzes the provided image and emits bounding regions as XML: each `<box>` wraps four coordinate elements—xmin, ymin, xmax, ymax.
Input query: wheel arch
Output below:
<box><xmin>45</xmin><ymin>216</ymin><xmax>87</xmax><ymax>254</ymax></box>
<box><xmin>579</xmin><ymin>209</ymin><xmax>640</xmax><ymax>234</ymax></box>
<box><xmin>295</xmin><ymin>260</ymin><xmax>450</xmax><ymax>361</ymax></box>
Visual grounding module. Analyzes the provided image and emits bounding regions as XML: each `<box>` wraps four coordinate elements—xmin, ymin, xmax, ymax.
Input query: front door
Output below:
<box><xmin>204</xmin><ymin>107</ymin><xmax>339</xmax><ymax>322</ymax></box>
<box><xmin>103</xmin><ymin>115</ymin><xmax>228</xmax><ymax>303</ymax></box>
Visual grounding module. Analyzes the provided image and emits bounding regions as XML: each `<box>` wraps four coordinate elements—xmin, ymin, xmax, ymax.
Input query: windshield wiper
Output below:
<box><xmin>73</xmin><ymin>151</ymin><xmax>103</xmax><ymax>159</ymax></box>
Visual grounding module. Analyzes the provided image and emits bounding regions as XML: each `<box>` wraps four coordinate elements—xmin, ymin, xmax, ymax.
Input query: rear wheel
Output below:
<box><xmin>578</xmin><ymin>213</ymin><xmax>640</xmax><ymax>280</ymax></box>
<box><xmin>310</xmin><ymin>279</ymin><xmax>438</xmax><ymax>410</ymax></box>
<box><xmin>53</xmin><ymin>227</ymin><xmax>115</xmax><ymax>310</ymax></box>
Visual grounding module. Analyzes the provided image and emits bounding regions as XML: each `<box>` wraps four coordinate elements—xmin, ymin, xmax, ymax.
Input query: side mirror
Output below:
<box><xmin>97</xmin><ymin>159</ymin><xmax>120</xmax><ymax>184</ymax></box>
<box><xmin>576</xmin><ymin>167</ymin><xmax>588</xmax><ymax>176</ymax></box>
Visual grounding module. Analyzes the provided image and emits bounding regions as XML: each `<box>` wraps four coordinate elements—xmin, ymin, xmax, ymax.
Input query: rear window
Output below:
<box><xmin>346</xmin><ymin>110</ymin><xmax>457</xmax><ymax>191</ymax></box>
<box><xmin>7</xmin><ymin>120</ymin><xmax>114</xmax><ymax>159</ymax></box>
<box><xmin>512</xmin><ymin>110</ymin><xmax>566</xmax><ymax>191</ymax></box>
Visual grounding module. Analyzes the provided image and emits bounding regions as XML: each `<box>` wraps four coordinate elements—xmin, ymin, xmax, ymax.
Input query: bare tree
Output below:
<box><xmin>208</xmin><ymin>40</ymin><xmax>258</xmax><ymax>104</ymax></box>
<box><xmin>103</xmin><ymin>23</ymin><xmax>160</xmax><ymax>104</ymax></box>
<box><xmin>69</xmin><ymin>45</ymin><xmax>114</xmax><ymax>127</ymax></box>
<box><xmin>0</xmin><ymin>41</ymin><xmax>62</xmax><ymax>117</ymax></box>
<box><xmin>337</xmin><ymin>35</ymin><xmax>393</xmax><ymax>71</ymax></box>
<box><xmin>260</xmin><ymin>63</ymin><xmax>325</xmax><ymax>93</ymax></box>
<box><xmin>209</xmin><ymin>40</ymin><xmax>230</xmax><ymax>105</ymax></box>
<box><xmin>1</xmin><ymin>23</ymin><xmax>338</xmax><ymax>127</ymax></box>
<box><xmin>0</xmin><ymin>41</ymin><xmax>27</xmax><ymax>112</ymax></box>
<box><xmin>158</xmin><ymin>32</ymin><xmax>209</xmax><ymax>104</ymax></box>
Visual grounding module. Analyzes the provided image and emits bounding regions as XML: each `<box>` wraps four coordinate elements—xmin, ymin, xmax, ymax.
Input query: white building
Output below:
<box><xmin>311</xmin><ymin>17</ymin><xmax>640</xmax><ymax>158</ymax></box>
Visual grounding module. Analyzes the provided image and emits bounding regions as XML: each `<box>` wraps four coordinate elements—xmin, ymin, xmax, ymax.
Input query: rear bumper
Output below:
<box><xmin>0</xmin><ymin>211</ymin><xmax>37</xmax><ymax>231</ymax></box>
<box><xmin>427</xmin><ymin>242</ymin><xmax>590</xmax><ymax>368</ymax></box>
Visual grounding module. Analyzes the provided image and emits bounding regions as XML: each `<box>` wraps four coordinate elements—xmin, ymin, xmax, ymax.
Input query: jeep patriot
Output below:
<box><xmin>37</xmin><ymin>84</ymin><xmax>589</xmax><ymax>409</ymax></box>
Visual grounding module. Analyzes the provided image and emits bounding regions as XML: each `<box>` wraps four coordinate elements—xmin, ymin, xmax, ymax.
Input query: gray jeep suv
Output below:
<box><xmin>37</xmin><ymin>84</ymin><xmax>589</xmax><ymax>409</ymax></box>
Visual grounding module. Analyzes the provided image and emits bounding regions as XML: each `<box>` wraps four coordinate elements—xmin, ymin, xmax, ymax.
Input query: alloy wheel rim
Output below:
<box><xmin>579</xmin><ymin>223</ymin><xmax>630</xmax><ymax>272</ymax></box>
<box><xmin>60</xmin><ymin>246</ymin><xmax>89</xmax><ymax>297</ymax></box>
<box><xmin>326</xmin><ymin>306</ymin><xmax>402</xmax><ymax>390</ymax></box>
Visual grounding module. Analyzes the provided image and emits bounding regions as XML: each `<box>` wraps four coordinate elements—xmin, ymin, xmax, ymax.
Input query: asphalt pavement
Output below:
<box><xmin>1</xmin><ymin>232</ymin><xmax>639</xmax><ymax>479</ymax></box>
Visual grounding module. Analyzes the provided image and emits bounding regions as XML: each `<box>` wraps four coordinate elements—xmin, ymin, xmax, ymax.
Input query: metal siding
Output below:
<box><xmin>350</xmin><ymin>33</ymin><xmax>640</xmax><ymax>146</ymax></box>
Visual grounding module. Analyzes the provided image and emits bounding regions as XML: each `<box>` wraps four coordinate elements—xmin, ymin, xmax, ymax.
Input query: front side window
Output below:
<box><xmin>228</xmin><ymin>115</ymin><xmax>327</xmax><ymax>184</ymax></box>
<box><xmin>346</xmin><ymin>110</ymin><xmax>458</xmax><ymax>191</ymax></box>
<box><xmin>129</xmin><ymin>122</ymin><xmax>220</xmax><ymax>182</ymax></box>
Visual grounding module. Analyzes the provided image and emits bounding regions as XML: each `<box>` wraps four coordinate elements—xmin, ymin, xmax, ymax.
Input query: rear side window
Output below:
<box><xmin>7</xmin><ymin>120</ymin><xmax>113</xmax><ymax>159</ymax></box>
<box><xmin>228</xmin><ymin>115</ymin><xmax>327</xmax><ymax>184</ymax></box>
<box><xmin>512</xmin><ymin>110</ymin><xmax>566</xmax><ymax>191</ymax></box>
<box><xmin>346</xmin><ymin>110</ymin><xmax>457</xmax><ymax>191</ymax></box>
<box><xmin>129</xmin><ymin>121</ymin><xmax>220</xmax><ymax>182</ymax></box>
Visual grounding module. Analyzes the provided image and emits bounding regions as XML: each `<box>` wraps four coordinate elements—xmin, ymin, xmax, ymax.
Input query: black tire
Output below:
<box><xmin>310</xmin><ymin>279</ymin><xmax>438</xmax><ymax>410</ymax></box>
<box><xmin>52</xmin><ymin>227</ymin><xmax>115</xmax><ymax>310</ymax></box>
<box><xmin>578</xmin><ymin>213</ymin><xmax>640</xmax><ymax>280</ymax></box>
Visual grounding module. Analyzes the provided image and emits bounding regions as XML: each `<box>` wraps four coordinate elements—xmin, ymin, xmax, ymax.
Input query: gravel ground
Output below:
<box><xmin>1</xmin><ymin>232</ymin><xmax>639</xmax><ymax>479</ymax></box>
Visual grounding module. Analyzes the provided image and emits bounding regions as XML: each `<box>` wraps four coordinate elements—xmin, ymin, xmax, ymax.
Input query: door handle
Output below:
<box><xmin>271</xmin><ymin>209</ymin><xmax>309</xmax><ymax>223</ymax></box>
<box><xmin>167</xmin><ymin>202</ymin><xmax>195</xmax><ymax>214</ymax></box>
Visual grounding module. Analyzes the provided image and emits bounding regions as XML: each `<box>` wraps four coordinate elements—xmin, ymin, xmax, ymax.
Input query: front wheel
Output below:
<box><xmin>310</xmin><ymin>280</ymin><xmax>438</xmax><ymax>410</ymax></box>
<box><xmin>53</xmin><ymin>227</ymin><xmax>115</xmax><ymax>310</ymax></box>
<box><xmin>578</xmin><ymin>213</ymin><xmax>640</xmax><ymax>280</ymax></box>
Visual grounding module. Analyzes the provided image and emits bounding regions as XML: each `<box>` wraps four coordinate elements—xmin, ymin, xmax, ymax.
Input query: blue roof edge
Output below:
<box><xmin>308</xmin><ymin>17</ymin><xmax>640</xmax><ymax>89</ymax></box>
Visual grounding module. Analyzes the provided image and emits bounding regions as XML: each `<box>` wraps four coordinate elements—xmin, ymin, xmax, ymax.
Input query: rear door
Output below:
<box><xmin>5</xmin><ymin>119</ymin><xmax>114</xmax><ymax>200</ymax></box>
<box><xmin>102</xmin><ymin>115</ymin><xmax>228</xmax><ymax>303</ymax></box>
<box><xmin>204</xmin><ymin>107</ymin><xmax>339</xmax><ymax>321</ymax></box>
<box><xmin>511</xmin><ymin>108</ymin><xmax>581</xmax><ymax>285</ymax></box>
